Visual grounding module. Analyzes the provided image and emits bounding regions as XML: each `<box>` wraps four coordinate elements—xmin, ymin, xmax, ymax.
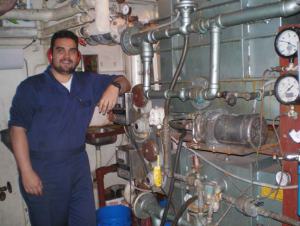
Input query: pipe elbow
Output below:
<box><xmin>203</xmin><ymin>85</ymin><xmax>219</xmax><ymax>100</ymax></box>
<box><xmin>143</xmin><ymin>88</ymin><xmax>150</xmax><ymax>99</ymax></box>
<box><xmin>282</xmin><ymin>0</ymin><xmax>300</xmax><ymax>17</ymax></box>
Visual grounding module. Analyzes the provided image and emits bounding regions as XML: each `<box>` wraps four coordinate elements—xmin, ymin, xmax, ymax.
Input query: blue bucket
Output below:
<box><xmin>96</xmin><ymin>205</ymin><xmax>131</xmax><ymax>226</ymax></box>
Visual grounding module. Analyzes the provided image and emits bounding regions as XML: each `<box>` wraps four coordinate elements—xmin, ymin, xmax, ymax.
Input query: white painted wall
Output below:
<box><xmin>0</xmin><ymin>44</ymin><xmax>43</xmax><ymax>226</ymax></box>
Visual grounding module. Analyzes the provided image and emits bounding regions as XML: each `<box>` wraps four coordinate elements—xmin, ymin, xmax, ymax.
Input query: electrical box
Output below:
<box><xmin>116</xmin><ymin>144</ymin><xmax>146</xmax><ymax>181</ymax></box>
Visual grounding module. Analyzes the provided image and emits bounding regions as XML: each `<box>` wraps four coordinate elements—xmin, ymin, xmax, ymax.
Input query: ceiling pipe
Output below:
<box><xmin>0</xmin><ymin>3</ymin><xmax>84</xmax><ymax>22</ymax></box>
<box><xmin>0</xmin><ymin>38</ymin><xmax>35</xmax><ymax>46</ymax></box>
<box><xmin>122</xmin><ymin>0</ymin><xmax>300</xmax><ymax>54</ymax></box>
<box><xmin>41</xmin><ymin>15</ymin><xmax>91</xmax><ymax>38</ymax></box>
<box><xmin>83</xmin><ymin>0</ymin><xmax>110</xmax><ymax>36</ymax></box>
<box><xmin>0</xmin><ymin>27</ymin><xmax>37</xmax><ymax>38</ymax></box>
<box><xmin>189</xmin><ymin>0</ymin><xmax>300</xmax><ymax>33</ymax></box>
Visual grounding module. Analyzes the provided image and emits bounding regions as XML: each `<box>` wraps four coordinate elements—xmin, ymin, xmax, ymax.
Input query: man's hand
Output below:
<box><xmin>21</xmin><ymin>169</ymin><xmax>43</xmax><ymax>196</ymax></box>
<box><xmin>98</xmin><ymin>84</ymin><xmax>119</xmax><ymax>114</ymax></box>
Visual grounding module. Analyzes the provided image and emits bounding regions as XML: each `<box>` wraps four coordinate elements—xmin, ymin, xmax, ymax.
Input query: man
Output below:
<box><xmin>9</xmin><ymin>30</ymin><xmax>131</xmax><ymax>226</ymax></box>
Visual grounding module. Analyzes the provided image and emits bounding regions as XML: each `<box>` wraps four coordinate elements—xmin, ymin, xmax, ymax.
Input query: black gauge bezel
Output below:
<box><xmin>274</xmin><ymin>74</ymin><xmax>300</xmax><ymax>105</ymax></box>
<box><xmin>274</xmin><ymin>27</ymin><xmax>300</xmax><ymax>59</ymax></box>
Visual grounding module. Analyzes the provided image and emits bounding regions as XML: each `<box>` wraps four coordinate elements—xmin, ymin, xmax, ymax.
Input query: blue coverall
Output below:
<box><xmin>9</xmin><ymin>66</ymin><xmax>116</xmax><ymax>226</ymax></box>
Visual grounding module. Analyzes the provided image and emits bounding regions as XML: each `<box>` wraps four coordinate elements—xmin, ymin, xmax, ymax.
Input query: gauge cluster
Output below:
<box><xmin>274</xmin><ymin>27</ymin><xmax>300</xmax><ymax>105</ymax></box>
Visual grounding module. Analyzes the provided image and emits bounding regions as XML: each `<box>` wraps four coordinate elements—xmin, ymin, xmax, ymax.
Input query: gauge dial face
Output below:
<box><xmin>275</xmin><ymin>75</ymin><xmax>300</xmax><ymax>104</ymax></box>
<box><xmin>275</xmin><ymin>171</ymin><xmax>291</xmax><ymax>186</ymax></box>
<box><xmin>275</xmin><ymin>28</ymin><xmax>299</xmax><ymax>58</ymax></box>
<box><xmin>121</xmin><ymin>4</ymin><xmax>131</xmax><ymax>15</ymax></box>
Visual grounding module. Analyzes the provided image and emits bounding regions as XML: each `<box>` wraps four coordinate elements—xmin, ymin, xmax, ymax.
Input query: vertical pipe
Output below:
<box><xmin>95</xmin><ymin>164</ymin><xmax>117</xmax><ymax>207</ymax></box>
<box><xmin>141</xmin><ymin>41</ymin><xmax>154</xmax><ymax>95</ymax></box>
<box><xmin>203</xmin><ymin>25</ymin><xmax>220</xmax><ymax>100</ymax></box>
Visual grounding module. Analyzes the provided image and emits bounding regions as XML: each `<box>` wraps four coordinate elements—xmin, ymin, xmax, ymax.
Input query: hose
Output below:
<box><xmin>164</xmin><ymin>35</ymin><xmax>190</xmax><ymax>115</ymax></box>
<box><xmin>171</xmin><ymin>196</ymin><xmax>198</xmax><ymax>226</ymax></box>
<box><xmin>160</xmin><ymin>132</ymin><xmax>186</xmax><ymax>226</ymax></box>
<box><xmin>162</xmin><ymin>34</ymin><xmax>189</xmax><ymax>175</ymax></box>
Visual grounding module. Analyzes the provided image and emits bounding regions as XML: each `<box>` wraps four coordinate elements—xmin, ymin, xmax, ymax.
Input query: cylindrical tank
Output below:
<box><xmin>214</xmin><ymin>113</ymin><xmax>268</xmax><ymax>147</ymax></box>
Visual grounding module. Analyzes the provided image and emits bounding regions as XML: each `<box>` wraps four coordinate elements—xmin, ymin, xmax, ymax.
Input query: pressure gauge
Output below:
<box><xmin>121</xmin><ymin>4</ymin><xmax>131</xmax><ymax>16</ymax></box>
<box><xmin>274</xmin><ymin>28</ymin><xmax>300</xmax><ymax>58</ymax></box>
<box><xmin>274</xmin><ymin>74</ymin><xmax>300</xmax><ymax>105</ymax></box>
<box><xmin>275</xmin><ymin>171</ymin><xmax>291</xmax><ymax>186</ymax></box>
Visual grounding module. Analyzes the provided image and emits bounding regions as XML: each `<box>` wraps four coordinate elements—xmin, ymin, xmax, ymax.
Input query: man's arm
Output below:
<box><xmin>10</xmin><ymin>126</ymin><xmax>43</xmax><ymax>196</ymax></box>
<box><xmin>111</xmin><ymin>76</ymin><xmax>131</xmax><ymax>95</ymax></box>
<box><xmin>98</xmin><ymin>75</ymin><xmax>131</xmax><ymax>114</ymax></box>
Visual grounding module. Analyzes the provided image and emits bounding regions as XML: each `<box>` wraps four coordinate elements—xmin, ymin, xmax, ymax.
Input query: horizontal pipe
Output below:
<box><xmin>219</xmin><ymin>0</ymin><xmax>300</xmax><ymax>27</ymax></box>
<box><xmin>41</xmin><ymin>15</ymin><xmax>91</xmax><ymax>38</ymax></box>
<box><xmin>0</xmin><ymin>4</ymin><xmax>82</xmax><ymax>21</ymax></box>
<box><xmin>132</xmin><ymin>27</ymin><xmax>181</xmax><ymax>46</ymax></box>
<box><xmin>190</xmin><ymin>0</ymin><xmax>300</xmax><ymax>32</ymax></box>
<box><xmin>0</xmin><ymin>27</ymin><xmax>37</xmax><ymax>38</ymax></box>
<box><xmin>0</xmin><ymin>38</ymin><xmax>35</xmax><ymax>46</ymax></box>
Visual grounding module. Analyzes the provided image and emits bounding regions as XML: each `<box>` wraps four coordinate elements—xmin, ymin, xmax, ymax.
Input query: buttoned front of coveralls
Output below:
<box><xmin>9</xmin><ymin>67</ymin><xmax>116</xmax><ymax>226</ymax></box>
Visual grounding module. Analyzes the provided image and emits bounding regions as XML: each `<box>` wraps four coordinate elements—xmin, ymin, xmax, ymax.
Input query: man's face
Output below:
<box><xmin>51</xmin><ymin>38</ymin><xmax>80</xmax><ymax>75</ymax></box>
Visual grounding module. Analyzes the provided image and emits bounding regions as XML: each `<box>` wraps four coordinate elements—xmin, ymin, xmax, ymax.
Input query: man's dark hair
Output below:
<box><xmin>50</xmin><ymin>30</ymin><xmax>79</xmax><ymax>51</ymax></box>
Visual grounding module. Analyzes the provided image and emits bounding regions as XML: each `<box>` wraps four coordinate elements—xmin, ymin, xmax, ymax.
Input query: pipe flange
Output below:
<box><xmin>120</xmin><ymin>27</ymin><xmax>141</xmax><ymax>55</ymax></box>
<box><xmin>175</xmin><ymin>0</ymin><xmax>197</xmax><ymax>9</ymax></box>
<box><xmin>133</xmin><ymin>192</ymin><xmax>157</xmax><ymax>219</ymax></box>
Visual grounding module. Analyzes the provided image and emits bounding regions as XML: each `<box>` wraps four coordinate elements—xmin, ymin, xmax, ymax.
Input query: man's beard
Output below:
<box><xmin>52</xmin><ymin>61</ymin><xmax>76</xmax><ymax>75</ymax></box>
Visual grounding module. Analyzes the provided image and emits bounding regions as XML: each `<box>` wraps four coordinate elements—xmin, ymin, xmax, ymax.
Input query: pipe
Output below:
<box><xmin>131</xmin><ymin>28</ymin><xmax>181</xmax><ymax>46</ymax></box>
<box><xmin>95</xmin><ymin>164</ymin><xmax>117</xmax><ymax>207</ymax></box>
<box><xmin>83</xmin><ymin>0</ymin><xmax>110</xmax><ymax>36</ymax></box>
<box><xmin>172</xmin><ymin>196</ymin><xmax>199</xmax><ymax>226</ymax></box>
<box><xmin>141</xmin><ymin>42</ymin><xmax>154</xmax><ymax>94</ymax></box>
<box><xmin>0</xmin><ymin>27</ymin><xmax>37</xmax><ymax>38</ymax></box>
<box><xmin>189</xmin><ymin>0</ymin><xmax>300</xmax><ymax>32</ymax></box>
<box><xmin>41</xmin><ymin>15</ymin><xmax>91</xmax><ymax>38</ymax></box>
<box><xmin>160</xmin><ymin>132</ymin><xmax>186</xmax><ymax>226</ymax></box>
<box><xmin>223</xmin><ymin>194</ymin><xmax>300</xmax><ymax>226</ymax></box>
<box><xmin>0</xmin><ymin>38</ymin><xmax>36</xmax><ymax>46</ymax></box>
<box><xmin>186</xmin><ymin>146</ymin><xmax>297</xmax><ymax>190</ymax></box>
<box><xmin>203</xmin><ymin>25</ymin><xmax>220</xmax><ymax>100</ymax></box>
<box><xmin>161</xmin><ymin>35</ymin><xmax>189</xmax><ymax>182</ymax></box>
<box><xmin>0</xmin><ymin>4</ymin><xmax>83</xmax><ymax>22</ymax></box>
<box><xmin>133</xmin><ymin>193</ymin><xmax>191</xmax><ymax>226</ymax></box>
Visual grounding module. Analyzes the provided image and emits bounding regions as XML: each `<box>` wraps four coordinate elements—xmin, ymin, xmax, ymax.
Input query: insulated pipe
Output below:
<box><xmin>0</xmin><ymin>27</ymin><xmax>38</xmax><ymax>38</ymax></box>
<box><xmin>0</xmin><ymin>4</ymin><xmax>83</xmax><ymax>22</ymax></box>
<box><xmin>141</xmin><ymin>42</ymin><xmax>154</xmax><ymax>94</ymax></box>
<box><xmin>41</xmin><ymin>15</ymin><xmax>91</xmax><ymax>38</ymax></box>
<box><xmin>0</xmin><ymin>38</ymin><xmax>35</xmax><ymax>46</ymax></box>
<box><xmin>203</xmin><ymin>25</ymin><xmax>220</xmax><ymax>100</ymax></box>
<box><xmin>83</xmin><ymin>0</ymin><xmax>110</xmax><ymax>36</ymax></box>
